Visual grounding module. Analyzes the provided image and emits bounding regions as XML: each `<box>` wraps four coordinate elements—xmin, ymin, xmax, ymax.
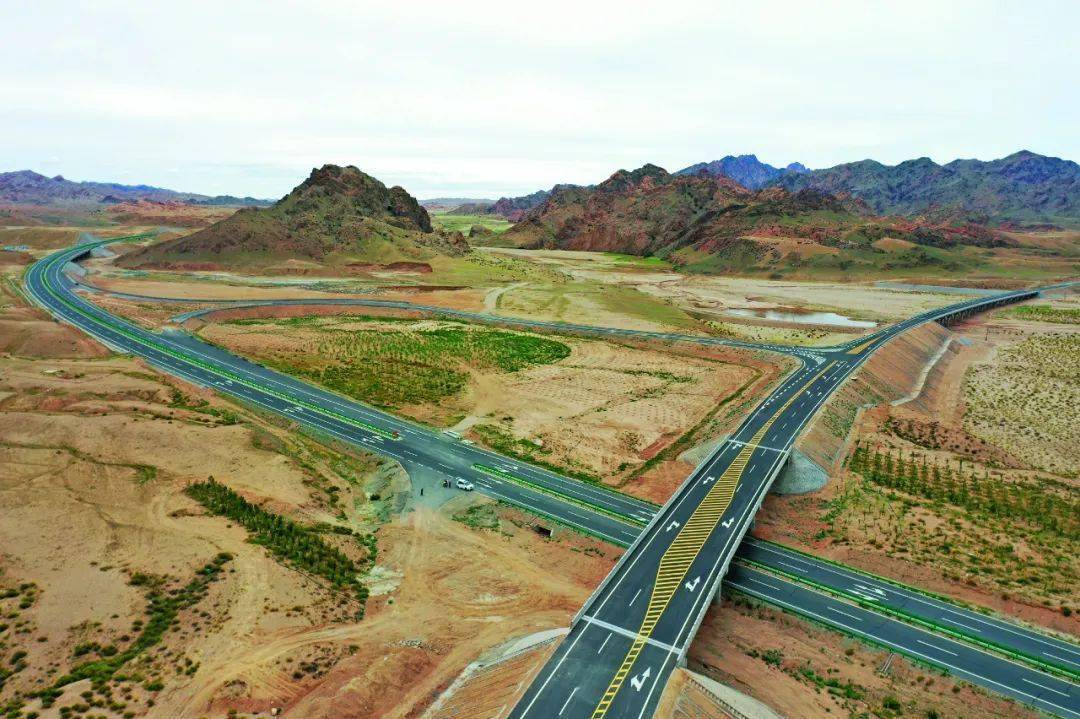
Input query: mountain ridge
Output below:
<box><xmin>769</xmin><ymin>150</ymin><xmax>1079</xmax><ymax>226</ymax></box>
<box><xmin>500</xmin><ymin>162</ymin><xmax>1023</xmax><ymax>276</ymax></box>
<box><xmin>0</xmin><ymin>169</ymin><xmax>271</xmax><ymax>207</ymax></box>
<box><xmin>677</xmin><ymin>154</ymin><xmax>807</xmax><ymax>189</ymax></box>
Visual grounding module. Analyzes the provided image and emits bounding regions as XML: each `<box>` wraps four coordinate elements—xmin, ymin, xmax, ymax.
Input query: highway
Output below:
<box><xmin>24</xmin><ymin>236</ymin><xmax>1077</xmax><ymax>717</ymax></box>
<box><xmin>509</xmin><ymin>285</ymin><xmax>1046</xmax><ymax>719</ymax></box>
<box><xmin>25</xmin><ymin>238</ymin><xmax>656</xmax><ymax>546</ymax></box>
<box><xmin>735</xmin><ymin>537</ymin><xmax>1080</xmax><ymax>682</ymax></box>
<box><xmin>728</xmin><ymin>564</ymin><xmax>1080</xmax><ymax>719</ymax></box>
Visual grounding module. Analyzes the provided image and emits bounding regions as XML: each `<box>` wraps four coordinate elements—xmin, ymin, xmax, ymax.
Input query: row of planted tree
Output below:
<box><xmin>846</xmin><ymin>442</ymin><xmax>1078</xmax><ymax>540</ymax></box>
<box><xmin>185</xmin><ymin>478</ymin><xmax>372</xmax><ymax>613</ymax></box>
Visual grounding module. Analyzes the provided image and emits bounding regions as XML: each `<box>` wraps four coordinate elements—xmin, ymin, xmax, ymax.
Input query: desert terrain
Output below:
<box><xmin>0</xmin><ymin>274</ymin><xmax>619</xmax><ymax>718</ymax></box>
<box><xmin>4</xmin><ymin>169</ymin><xmax>1077</xmax><ymax>719</ymax></box>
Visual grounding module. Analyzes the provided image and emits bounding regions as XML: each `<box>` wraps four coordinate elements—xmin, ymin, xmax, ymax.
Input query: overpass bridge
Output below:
<box><xmin>509</xmin><ymin>286</ymin><xmax>1053</xmax><ymax>719</ymax></box>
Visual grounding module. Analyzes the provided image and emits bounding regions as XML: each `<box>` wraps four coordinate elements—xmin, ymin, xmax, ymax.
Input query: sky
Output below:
<box><xmin>3</xmin><ymin>0</ymin><xmax>1078</xmax><ymax>200</ymax></box>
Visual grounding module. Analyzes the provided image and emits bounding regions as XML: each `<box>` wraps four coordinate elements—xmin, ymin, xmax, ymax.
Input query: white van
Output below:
<box><xmin>442</xmin><ymin>429</ymin><xmax>462</xmax><ymax>440</ymax></box>
<box><xmin>455</xmin><ymin>478</ymin><xmax>474</xmax><ymax>491</ymax></box>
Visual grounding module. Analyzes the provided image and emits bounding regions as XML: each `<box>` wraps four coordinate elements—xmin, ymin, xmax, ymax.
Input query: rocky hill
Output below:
<box><xmin>121</xmin><ymin>165</ymin><xmax>469</xmax><ymax>270</ymax></box>
<box><xmin>770</xmin><ymin>150</ymin><xmax>1079</xmax><ymax>226</ymax></box>
<box><xmin>0</xmin><ymin>170</ymin><xmax>270</xmax><ymax>207</ymax></box>
<box><xmin>501</xmin><ymin>163</ymin><xmax>1018</xmax><ymax>276</ymax></box>
<box><xmin>677</xmin><ymin>154</ymin><xmax>807</xmax><ymax>189</ymax></box>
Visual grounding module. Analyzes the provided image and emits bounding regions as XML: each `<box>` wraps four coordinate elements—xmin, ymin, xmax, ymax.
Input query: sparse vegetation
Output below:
<box><xmin>848</xmin><ymin>443</ymin><xmax>1078</xmax><ymax>539</ymax></box>
<box><xmin>471</xmin><ymin>423</ymin><xmax>599</xmax><ymax>482</ymax></box>
<box><xmin>964</xmin><ymin>334</ymin><xmax>1079</xmax><ymax>476</ymax></box>
<box><xmin>44</xmin><ymin>553</ymin><xmax>232</xmax><ymax>697</ymax></box>
<box><xmin>832</xmin><ymin>441</ymin><xmax>1078</xmax><ymax>604</ymax></box>
<box><xmin>168</xmin><ymin>387</ymin><xmax>240</xmax><ymax>425</ymax></box>
<box><xmin>452</xmin><ymin>503</ymin><xmax>501</xmax><ymax>531</ymax></box>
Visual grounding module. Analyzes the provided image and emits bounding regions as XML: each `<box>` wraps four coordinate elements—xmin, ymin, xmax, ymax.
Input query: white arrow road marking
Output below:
<box><xmin>630</xmin><ymin>667</ymin><xmax>651</xmax><ymax>692</ymax></box>
<box><xmin>854</xmin><ymin>583</ymin><xmax>887</xmax><ymax>598</ymax></box>
<box><xmin>666</xmin><ymin>520</ymin><xmax>681</xmax><ymax>532</ymax></box>
<box><xmin>685</xmin><ymin>576</ymin><xmax>701</xmax><ymax>592</ymax></box>
<box><xmin>850</xmin><ymin>590</ymin><xmax>881</xmax><ymax>603</ymax></box>
<box><xmin>721</xmin><ymin>518</ymin><xmax>734</xmax><ymax>529</ymax></box>
<box><xmin>851</xmin><ymin>583</ymin><xmax>888</xmax><ymax>602</ymax></box>
<box><xmin>702</xmin><ymin>475</ymin><xmax>716</xmax><ymax>485</ymax></box>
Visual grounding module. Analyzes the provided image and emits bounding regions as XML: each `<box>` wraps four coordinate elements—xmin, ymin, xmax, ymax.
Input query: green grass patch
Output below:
<box><xmin>243</xmin><ymin>321</ymin><xmax>570</xmax><ymax>409</ymax></box>
<box><xmin>431</xmin><ymin>213</ymin><xmax>513</xmax><ymax>235</ymax></box>
<box><xmin>1001</xmin><ymin>304</ymin><xmax>1080</xmax><ymax>325</ymax></box>
<box><xmin>603</xmin><ymin>252</ymin><xmax>671</xmax><ymax>269</ymax></box>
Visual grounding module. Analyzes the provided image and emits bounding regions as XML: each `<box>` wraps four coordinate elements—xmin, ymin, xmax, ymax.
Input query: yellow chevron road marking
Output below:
<box><xmin>847</xmin><ymin>338</ymin><xmax>875</xmax><ymax>355</ymax></box>
<box><xmin>590</xmin><ymin>362</ymin><xmax>835</xmax><ymax>718</ymax></box>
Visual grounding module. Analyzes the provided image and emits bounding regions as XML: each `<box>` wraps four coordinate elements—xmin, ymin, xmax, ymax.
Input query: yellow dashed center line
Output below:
<box><xmin>590</xmin><ymin>362</ymin><xmax>835</xmax><ymax>718</ymax></box>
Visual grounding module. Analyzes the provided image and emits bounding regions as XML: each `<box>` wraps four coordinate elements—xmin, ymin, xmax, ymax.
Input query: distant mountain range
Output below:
<box><xmin>770</xmin><ymin>150</ymin><xmax>1079</xmax><ymax>226</ymax></box>
<box><xmin>121</xmin><ymin>165</ymin><xmax>468</xmax><ymax>270</ymax></box>
<box><xmin>451</xmin><ymin>187</ymin><xmax>581</xmax><ymax>221</ymax></box>
<box><xmin>0</xmin><ymin>170</ymin><xmax>272</xmax><ymax>207</ymax></box>
<box><xmin>677</xmin><ymin>154</ymin><xmax>807</xmax><ymax>189</ymax></box>
<box><xmin>468</xmin><ymin>150</ymin><xmax>1078</xmax><ymax>228</ymax></box>
<box><xmin>420</xmin><ymin>197</ymin><xmax>494</xmax><ymax>213</ymax></box>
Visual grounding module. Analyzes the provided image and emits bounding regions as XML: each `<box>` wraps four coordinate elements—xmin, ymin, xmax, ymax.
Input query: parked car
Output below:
<box><xmin>455</xmin><ymin>478</ymin><xmax>474</xmax><ymax>491</ymax></box>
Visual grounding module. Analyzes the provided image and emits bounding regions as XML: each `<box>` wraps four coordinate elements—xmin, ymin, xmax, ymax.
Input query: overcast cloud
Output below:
<box><xmin>3</xmin><ymin>0</ymin><xmax>1077</xmax><ymax>199</ymax></box>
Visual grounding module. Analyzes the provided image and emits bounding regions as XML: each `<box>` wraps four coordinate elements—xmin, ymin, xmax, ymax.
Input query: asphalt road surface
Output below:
<box><xmin>736</xmin><ymin>537</ymin><xmax>1080</xmax><ymax>681</ymax></box>
<box><xmin>25</xmin><ymin>237</ymin><xmax>1076</xmax><ymax>718</ymax></box>
<box><xmin>728</xmin><ymin>564</ymin><xmax>1080</xmax><ymax>719</ymax></box>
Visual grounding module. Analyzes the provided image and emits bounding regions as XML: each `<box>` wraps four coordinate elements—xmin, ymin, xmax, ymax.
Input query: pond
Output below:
<box><xmin>723</xmin><ymin>308</ymin><xmax>877</xmax><ymax>328</ymax></box>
